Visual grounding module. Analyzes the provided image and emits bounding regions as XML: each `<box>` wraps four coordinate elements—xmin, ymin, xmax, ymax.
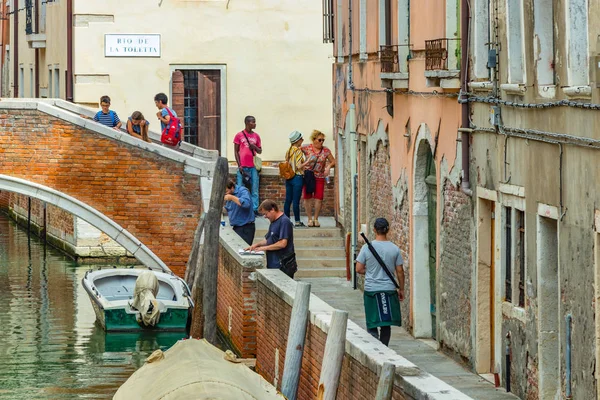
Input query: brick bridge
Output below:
<box><xmin>0</xmin><ymin>99</ymin><xmax>217</xmax><ymax>277</ymax></box>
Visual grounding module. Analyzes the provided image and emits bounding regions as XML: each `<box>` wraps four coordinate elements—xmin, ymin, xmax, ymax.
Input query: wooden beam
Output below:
<box><xmin>281</xmin><ymin>282</ymin><xmax>312</xmax><ymax>400</ymax></box>
<box><xmin>317</xmin><ymin>310</ymin><xmax>348</xmax><ymax>400</ymax></box>
<box><xmin>201</xmin><ymin>156</ymin><xmax>229</xmax><ymax>344</ymax></box>
<box><xmin>375</xmin><ymin>362</ymin><xmax>395</xmax><ymax>400</ymax></box>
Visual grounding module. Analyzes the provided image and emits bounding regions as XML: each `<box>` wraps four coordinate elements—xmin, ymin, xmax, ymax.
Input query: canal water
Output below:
<box><xmin>0</xmin><ymin>213</ymin><xmax>187</xmax><ymax>399</ymax></box>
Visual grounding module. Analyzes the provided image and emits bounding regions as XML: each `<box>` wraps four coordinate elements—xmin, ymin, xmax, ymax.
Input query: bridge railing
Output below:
<box><xmin>41</xmin><ymin>98</ymin><xmax>219</xmax><ymax>164</ymax></box>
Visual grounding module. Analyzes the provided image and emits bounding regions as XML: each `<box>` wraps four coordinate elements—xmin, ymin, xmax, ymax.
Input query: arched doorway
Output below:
<box><xmin>412</xmin><ymin>135</ymin><xmax>437</xmax><ymax>339</ymax></box>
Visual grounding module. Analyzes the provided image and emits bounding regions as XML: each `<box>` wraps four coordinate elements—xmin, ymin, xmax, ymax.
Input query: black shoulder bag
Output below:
<box><xmin>360</xmin><ymin>232</ymin><xmax>399</xmax><ymax>288</ymax></box>
<box><xmin>304</xmin><ymin>147</ymin><xmax>323</xmax><ymax>195</ymax></box>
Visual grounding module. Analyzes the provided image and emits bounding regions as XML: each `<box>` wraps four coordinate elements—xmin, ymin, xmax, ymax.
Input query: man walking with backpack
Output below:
<box><xmin>154</xmin><ymin>93</ymin><xmax>182</xmax><ymax>146</ymax></box>
<box><xmin>234</xmin><ymin>116</ymin><xmax>262</xmax><ymax>215</ymax></box>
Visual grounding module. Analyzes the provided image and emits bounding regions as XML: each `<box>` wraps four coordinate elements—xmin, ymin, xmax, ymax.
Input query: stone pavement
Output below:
<box><xmin>299</xmin><ymin>277</ymin><xmax>519</xmax><ymax>400</ymax></box>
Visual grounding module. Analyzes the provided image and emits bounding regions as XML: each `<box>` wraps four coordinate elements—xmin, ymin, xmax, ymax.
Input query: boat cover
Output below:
<box><xmin>131</xmin><ymin>271</ymin><xmax>161</xmax><ymax>327</ymax></box>
<box><xmin>113</xmin><ymin>339</ymin><xmax>285</xmax><ymax>400</ymax></box>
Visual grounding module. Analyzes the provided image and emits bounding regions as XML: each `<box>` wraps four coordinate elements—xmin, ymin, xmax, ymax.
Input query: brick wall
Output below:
<box><xmin>254</xmin><ymin>275</ymin><xmax>411</xmax><ymax>399</ymax></box>
<box><xmin>216</xmin><ymin>227</ymin><xmax>263</xmax><ymax>358</ymax></box>
<box><xmin>0</xmin><ymin>191</ymin><xmax>9</xmax><ymax>210</ymax></box>
<box><xmin>216</xmin><ymin>229</ymin><xmax>468</xmax><ymax>400</ymax></box>
<box><xmin>8</xmin><ymin>193</ymin><xmax>76</xmax><ymax>245</ymax></box>
<box><xmin>229</xmin><ymin>171</ymin><xmax>335</xmax><ymax>216</ymax></box>
<box><xmin>367</xmin><ymin>142</ymin><xmax>412</xmax><ymax>331</ymax></box>
<box><xmin>0</xmin><ymin>109</ymin><xmax>203</xmax><ymax>276</ymax></box>
<box><xmin>438</xmin><ymin>180</ymin><xmax>473</xmax><ymax>360</ymax></box>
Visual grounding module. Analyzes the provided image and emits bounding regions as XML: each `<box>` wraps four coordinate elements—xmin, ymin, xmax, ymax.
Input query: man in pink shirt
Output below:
<box><xmin>234</xmin><ymin>116</ymin><xmax>262</xmax><ymax>214</ymax></box>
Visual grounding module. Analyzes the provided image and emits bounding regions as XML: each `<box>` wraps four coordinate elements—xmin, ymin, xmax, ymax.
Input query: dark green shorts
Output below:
<box><xmin>364</xmin><ymin>290</ymin><xmax>402</xmax><ymax>330</ymax></box>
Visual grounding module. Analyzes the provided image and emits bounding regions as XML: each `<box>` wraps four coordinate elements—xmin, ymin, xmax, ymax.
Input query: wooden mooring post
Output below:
<box><xmin>190</xmin><ymin>156</ymin><xmax>228</xmax><ymax>343</ymax></box>
<box><xmin>281</xmin><ymin>282</ymin><xmax>311</xmax><ymax>400</ymax></box>
<box><xmin>317</xmin><ymin>310</ymin><xmax>348</xmax><ymax>400</ymax></box>
<box><xmin>184</xmin><ymin>212</ymin><xmax>206</xmax><ymax>288</ymax></box>
<box><xmin>375</xmin><ymin>362</ymin><xmax>396</xmax><ymax>400</ymax></box>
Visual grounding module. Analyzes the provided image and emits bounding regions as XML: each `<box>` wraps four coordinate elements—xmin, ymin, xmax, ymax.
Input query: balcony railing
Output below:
<box><xmin>379</xmin><ymin>45</ymin><xmax>399</xmax><ymax>73</ymax></box>
<box><xmin>25</xmin><ymin>0</ymin><xmax>33</xmax><ymax>35</ymax></box>
<box><xmin>425</xmin><ymin>38</ymin><xmax>460</xmax><ymax>71</ymax></box>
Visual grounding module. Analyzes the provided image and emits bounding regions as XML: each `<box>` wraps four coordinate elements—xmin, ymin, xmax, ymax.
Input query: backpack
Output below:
<box><xmin>279</xmin><ymin>147</ymin><xmax>296</xmax><ymax>180</ymax></box>
<box><xmin>160</xmin><ymin>107</ymin><xmax>182</xmax><ymax>146</ymax></box>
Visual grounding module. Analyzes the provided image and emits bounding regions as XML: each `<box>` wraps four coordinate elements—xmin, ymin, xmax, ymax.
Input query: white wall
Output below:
<box><xmin>72</xmin><ymin>0</ymin><xmax>333</xmax><ymax>161</ymax></box>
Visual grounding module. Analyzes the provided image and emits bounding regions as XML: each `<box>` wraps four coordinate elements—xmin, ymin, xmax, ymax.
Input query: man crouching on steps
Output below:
<box><xmin>245</xmin><ymin>200</ymin><xmax>297</xmax><ymax>279</ymax></box>
<box><xmin>224</xmin><ymin>180</ymin><xmax>255</xmax><ymax>246</ymax></box>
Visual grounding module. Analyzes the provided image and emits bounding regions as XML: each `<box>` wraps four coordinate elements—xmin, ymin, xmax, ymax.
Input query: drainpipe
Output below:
<box><xmin>34</xmin><ymin>0</ymin><xmax>39</xmax><ymax>98</ymax></box>
<box><xmin>566</xmin><ymin>314</ymin><xmax>573</xmax><ymax>398</ymax></box>
<box><xmin>459</xmin><ymin>0</ymin><xmax>472</xmax><ymax>195</ymax></box>
<box><xmin>349</xmin><ymin>104</ymin><xmax>358</xmax><ymax>289</ymax></box>
<box><xmin>66</xmin><ymin>0</ymin><xmax>73</xmax><ymax>101</ymax></box>
<box><xmin>347</xmin><ymin>0</ymin><xmax>358</xmax><ymax>289</ymax></box>
<box><xmin>13</xmin><ymin>0</ymin><xmax>18</xmax><ymax>98</ymax></box>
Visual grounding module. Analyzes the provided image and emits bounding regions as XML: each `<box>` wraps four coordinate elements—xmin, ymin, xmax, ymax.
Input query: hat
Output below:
<box><xmin>289</xmin><ymin>130</ymin><xmax>303</xmax><ymax>144</ymax></box>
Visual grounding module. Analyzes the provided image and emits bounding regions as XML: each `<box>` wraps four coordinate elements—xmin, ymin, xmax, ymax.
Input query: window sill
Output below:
<box><xmin>469</xmin><ymin>81</ymin><xmax>493</xmax><ymax>92</ymax></box>
<box><xmin>500</xmin><ymin>83</ymin><xmax>526</xmax><ymax>96</ymax></box>
<box><xmin>537</xmin><ymin>85</ymin><xmax>556</xmax><ymax>99</ymax></box>
<box><xmin>380</xmin><ymin>72</ymin><xmax>409</xmax><ymax>90</ymax></box>
<box><xmin>563</xmin><ymin>85</ymin><xmax>592</xmax><ymax>99</ymax></box>
<box><xmin>502</xmin><ymin>302</ymin><xmax>526</xmax><ymax>324</ymax></box>
<box><xmin>424</xmin><ymin>69</ymin><xmax>460</xmax><ymax>79</ymax></box>
<box><xmin>26</xmin><ymin>33</ymin><xmax>47</xmax><ymax>49</ymax></box>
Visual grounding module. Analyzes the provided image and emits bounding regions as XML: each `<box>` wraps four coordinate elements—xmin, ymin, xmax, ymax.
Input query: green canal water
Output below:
<box><xmin>0</xmin><ymin>214</ymin><xmax>187</xmax><ymax>399</ymax></box>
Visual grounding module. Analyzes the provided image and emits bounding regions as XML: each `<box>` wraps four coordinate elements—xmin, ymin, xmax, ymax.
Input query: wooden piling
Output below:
<box><xmin>189</xmin><ymin>156</ymin><xmax>228</xmax><ymax>343</ymax></box>
<box><xmin>281</xmin><ymin>282</ymin><xmax>311</xmax><ymax>400</ymax></box>
<box><xmin>317</xmin><ymin>310</ymin><xmax>348</xmax><ymax>400</ymax></box>
<box><xmin>184</xmin><ymin>213</ymin><xmax>206</xmax><ymax>288</ymax></box>
<box><xmin>375</xmin><ymin>362</ymin><xmax>396</xmax><ymax>400</ymax></box>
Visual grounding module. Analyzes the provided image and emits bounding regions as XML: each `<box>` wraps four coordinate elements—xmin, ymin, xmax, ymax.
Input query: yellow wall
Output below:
<box><xmin>9</xmin><ymin>0</ymin><xmax>333</xmax><ymax>161</ymax></box>
<box><xmin>72</xmin><ymin>0</ymin><xmax>333</xmax><ymax>161</ymax></box>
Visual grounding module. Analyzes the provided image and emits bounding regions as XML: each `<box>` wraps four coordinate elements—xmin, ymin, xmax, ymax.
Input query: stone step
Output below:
<box><xmin>296</xmin><ymin>256</ymin><xmax>346</xmax><ymax>269</ymax></box>
<box><xmin>294</xmin><ymin>237</ymin><xmax>345</xmax><ymax>247</ymax></box>
<box><xmin>255</xmin><ymin>227</ymin><xmax>342</xmax><ymax>238</ymax></box>
<box><xmin>294</xmin><ymin>247</ymin><xmax>346</xmax><ymax>258</ymax></box>
<box><xmin>295</xmin><ymin>267</ymin><xmax>347</xmax><ymax>278</ymax></box>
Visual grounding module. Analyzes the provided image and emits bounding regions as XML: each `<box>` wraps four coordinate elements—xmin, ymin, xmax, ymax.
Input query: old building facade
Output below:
<box><xmin>6</xmin><ymin>0</ymin><xmax>332</xmax><ymax>162</ymax></box>
<box><xmin>330</xmin><ymin>0</ymin><xmax>472</xmax><ymax>361</ymax></box>
<box><xmin>332</xmin><ymin>0</ymin><xmax>600</xmax><ymax>398</ymax></box>
<box><xmin>469</xmin><ymin>0</ymin><xmax>600</xmax><ymax>398</ymax></box>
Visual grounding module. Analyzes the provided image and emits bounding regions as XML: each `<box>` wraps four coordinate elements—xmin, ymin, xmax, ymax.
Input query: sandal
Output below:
<box><xmin>314</xmin><ymin>219</ymin><xmax>320</xmax><ymax>227</ymax></box>
<box><xmin>308</xmin><ymin>219</ymin><xmax>315</xmax><ymax>227</ymax></box>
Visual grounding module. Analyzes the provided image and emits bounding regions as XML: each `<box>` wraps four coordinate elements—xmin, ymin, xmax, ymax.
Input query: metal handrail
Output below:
<box><xmin>379</xmin><ymin>45</ymin><xmax>412</xmax><ymax>73</ymax></box>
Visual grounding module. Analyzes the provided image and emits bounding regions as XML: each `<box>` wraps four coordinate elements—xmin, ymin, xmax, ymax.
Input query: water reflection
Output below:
<box><xmin>0</xmin><ymin>214</ymin><xmax>186</xmax><ymax>399</ymax></box>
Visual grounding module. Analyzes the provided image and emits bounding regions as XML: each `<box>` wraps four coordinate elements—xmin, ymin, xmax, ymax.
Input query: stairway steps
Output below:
<box><xmin>255</xmin><ymin>228</ymin><xmax>342</xmax><ymax>238</ymax></box>
<box><xmin>294</xmin><ymin>247</ymin><xmax>346</xmax><ymax>258</ymax></box>
<box><xmin>295</xmin><ymin>267</ymin><xmax>347</xmax><ymax>278</ymax></box>
<box><xmin>296</xmin><ymin>257</ymin><xmax>346</xmax><ymax>269</ymax></box>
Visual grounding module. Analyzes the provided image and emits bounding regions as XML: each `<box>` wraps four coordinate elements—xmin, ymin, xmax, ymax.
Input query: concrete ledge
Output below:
<box><xmin>563</xmin><ymin>85</ymin><xmax>592</xmax><ymax>99</ymax></box>
<box><xmin>0</xmin><ymin>174</ymin><xmax>170</xmax><ymax>273</ymax></box>
<box><xmin>219</xmin><ymin>225</ymin><xmax>265</xmax><ymax>269</ymax></box>
<box><xmin>256</xmin><ymin>269</ymin><xmax>474</xmax><ymax>400</ymax></box>
<box><xmin>425</xmin><ymin>69</ymin><xmax>460</xmax><ymax>79</ymax></box>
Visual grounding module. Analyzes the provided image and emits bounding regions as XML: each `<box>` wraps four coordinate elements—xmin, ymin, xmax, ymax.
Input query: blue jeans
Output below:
<box><xmin>236</xmin><ymin>167</ymin><xmax>260</xmax><ymax>212</ymax></box>
<box><xmin>284</xmin><ymin>175</ymin><xmax>303</xmax><ymax>222</ymax></box>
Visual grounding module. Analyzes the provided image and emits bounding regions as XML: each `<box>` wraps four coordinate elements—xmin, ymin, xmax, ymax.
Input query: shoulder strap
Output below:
<box><xmin>360</xmin><ymin>232</ymin><xmax>400</xmax><ymax>288</ymax></box>
<box><xmin>242</xmin><ymin>131</ymin><xmax>256</xmax><ymax>156</ymax></box>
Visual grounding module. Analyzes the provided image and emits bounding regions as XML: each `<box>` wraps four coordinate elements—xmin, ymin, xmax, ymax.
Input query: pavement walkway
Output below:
<box><xmin>299</xmin><ymin>277</ymin><xmax>519</xmax><ymax>400</ymax></box>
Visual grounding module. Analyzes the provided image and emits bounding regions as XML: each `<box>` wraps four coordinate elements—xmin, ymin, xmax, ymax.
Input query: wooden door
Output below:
<box><xmin>197</xmin><ymin>71</ymin><xmax>221</xmax><ymax>152</ymax></box>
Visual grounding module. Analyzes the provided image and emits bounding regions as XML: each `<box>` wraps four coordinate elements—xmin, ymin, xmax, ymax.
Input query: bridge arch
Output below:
<box><xmin>0</xmin><ymin>174</ymin><xmax>169</xmax><ymax>272</ymax></box>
